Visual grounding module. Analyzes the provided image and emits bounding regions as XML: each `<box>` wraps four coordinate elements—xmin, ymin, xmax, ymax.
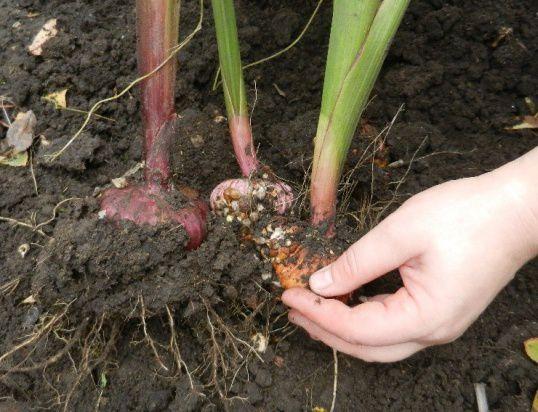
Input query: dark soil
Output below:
<box><xmin>1</xmin><ymin>0</ymin><xmax>537</xmax><ymax>411</ymax></box>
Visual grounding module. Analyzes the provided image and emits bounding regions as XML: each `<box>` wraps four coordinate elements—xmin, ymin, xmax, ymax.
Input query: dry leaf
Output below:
<box><xmin>524</xmin><ymin>337</ymin><xmax>538</xmax><ymax>363</ymax></box>
<box><xmin>508</xmin><ymin>115</ymin><xmax>538</xmax><ymax>130</ymax></box>
<box><xmin>28</xmin><ymin>18</ymin><xmax>57</xmax><ymax>56</ymax></box>
<box><xmin>22</xmin><ymin>295</ymin><xmax>36</xmax><ymax>304</ymax></box>
<box><xmin>0</xmin><ymin>151</ymin><xmax>28</xmax><ymax>167</ymax></box>
<box><xmin>43</xmin><ymin>89</ymin><xmax>68</xmax><ymax>109</ymax></box>
<box><xmin>5</xmin><ymin>111</ymin><xmax>36</xmax><ymax>153</ymax></box>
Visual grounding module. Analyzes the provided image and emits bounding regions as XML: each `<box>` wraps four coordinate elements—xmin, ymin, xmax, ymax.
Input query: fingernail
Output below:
<box><xmin>309</xmin><ymin>268</ymin><xmax>333</xmax><ymax>292</ymax></box>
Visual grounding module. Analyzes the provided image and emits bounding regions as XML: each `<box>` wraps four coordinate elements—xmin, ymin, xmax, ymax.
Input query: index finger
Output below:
<box><xmin>282</xmin><ymin>287</ymin><xmax>427</xmax><ymax>347</ymax></box>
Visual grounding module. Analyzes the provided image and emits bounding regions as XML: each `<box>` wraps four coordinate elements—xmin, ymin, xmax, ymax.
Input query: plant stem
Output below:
<box><xmin>99</xmin><ymin>0</ymin><xmax>208</xmax><ymax>250</ymax></box>
<box><xmin>137</xmin><ymin>0</ymin><xmax>180</xmax><ymax>188</ymax></box>
<box><xmin>310</xmin><ymin>0</ymin><xmax>410</xmax><ymax>234</ymax></box>
<box><xmin>211</xmin><ymin>0</ymin><xmax>258</xmax><ymax>177</ymax></box>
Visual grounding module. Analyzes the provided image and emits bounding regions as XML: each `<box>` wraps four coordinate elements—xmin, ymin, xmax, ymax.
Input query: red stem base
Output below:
<box><xmin>100</xmin><ymin>184</ymin><xmax>207</xmax><ymax>250</ymax></box>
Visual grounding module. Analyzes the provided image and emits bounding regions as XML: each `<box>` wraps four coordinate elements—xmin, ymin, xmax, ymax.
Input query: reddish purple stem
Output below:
<box><xmin>100</xmin><ymin>0</ymin><xmax>207</xmax><ymax>249</ymax></box>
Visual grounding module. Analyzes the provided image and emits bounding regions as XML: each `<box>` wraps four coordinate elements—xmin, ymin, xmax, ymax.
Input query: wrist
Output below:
<box><xmin>492</xmin><ymin>147</ymin><xmax>538</xmax><ymax>259</ymax></box>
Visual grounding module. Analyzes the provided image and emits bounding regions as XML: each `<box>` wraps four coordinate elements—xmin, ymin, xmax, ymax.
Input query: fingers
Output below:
<box><xmin>309</xmin><ymin>212</ymin><xmax>424</xmax><ymax>297</ymax></box>
<box><xmin>282</xmin><ymin>287</ymin><xmax>426</xmax><ymax>346</ymax></box>
<box><xmin>364</xmin><ymin>293</ymin><xmax>391</xmax><ymax>303</ymax></box>
<box><xmin>289</xmin><ymin>310</ymin><xmax>424</xmax><ymax>362</ymax></box>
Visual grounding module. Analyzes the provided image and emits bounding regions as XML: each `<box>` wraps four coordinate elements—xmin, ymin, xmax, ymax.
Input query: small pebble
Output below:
<box><xmin>261</xmin><ymin>273</ymin><xmax>272</xmax><ymax>281</ymax></box>
<box><xmin>223</xmin><ymin>285</ymin><xmax>238</xmax><ymax>300</ymax></box>
<box><xmin>270</xmin><ymin>227</ymin><xmax>284</xmax><ymax>240</ymax></box>
<box><xmin>255</xmin><ymin>186</ymin><xmax>266</xmax><ymax>200</ymax></box>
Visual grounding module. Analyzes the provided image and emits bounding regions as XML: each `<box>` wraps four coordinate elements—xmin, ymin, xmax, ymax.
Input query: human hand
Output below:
<box><xmin>283</xmin><ymin>149</ymin><xmax>538</xmax><ymax>362</ymax></box>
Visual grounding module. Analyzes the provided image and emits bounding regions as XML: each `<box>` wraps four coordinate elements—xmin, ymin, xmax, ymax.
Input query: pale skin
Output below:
<box><xmin>283</xmin><ymin>147</ymin><xmax>538</xmax><ymax>362</ymax></box>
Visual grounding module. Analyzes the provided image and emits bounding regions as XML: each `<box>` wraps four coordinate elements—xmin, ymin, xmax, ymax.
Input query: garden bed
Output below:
<box><xmin>0</xmin><ymin>0</ymin><xmax>536</xmax><ymax>410</ymax></box>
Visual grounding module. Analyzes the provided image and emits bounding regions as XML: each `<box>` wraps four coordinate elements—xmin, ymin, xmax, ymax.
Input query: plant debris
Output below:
<box><xmin>28</xmin><ymin>18</ymin><xmax>57</xmax><ymax>56</ymax></box>
<box><xmin>43</xmin><ymin>88</ymin><xmax>68</xmax><ymax>109</ymax></box>
<box><xmin>4</xmin><ymin>111</ymin><xmax>36</xmax><ymax>152</ymax></box>
<box><xmin>0</xmin><ymin>110</ymin><xmax>36</xmax><ymax>166</ymax></box>
<box><xmin>524</xmin><ymin>337</ymin><xmax>538</xmax><ymax>363</ymax></box>
<box><xmin>508</xmin><ymin>115</ymin><xmax>538</xmax><ymax>130</ymax></box>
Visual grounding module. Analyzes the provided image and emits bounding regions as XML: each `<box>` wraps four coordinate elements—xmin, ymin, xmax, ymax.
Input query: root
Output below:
<box><xmin>0</xmin><ymin>301</ymin><xmax>73</xmax><ymax>366</ymax></box>
<box><xmin>374</xmin><ymin>136</ymin><xmax>428</xmax><ymax>223</ymax></box>
<box><xmin>212</xmin><ymin>0</ymin><xmax>324</xmax><ymax>90</ymax></box>
<box><xmin>0</xmin><ymin>278</ymin><xmax>20</xmax><ymax>295</ymax></box>
<box><xmin>62</xmin><ymin>315</ymin><xmax>119</xmax><ymax>412</ymax></box>
<box><xmin>0</xmin><ymin>215</ymin><xmax>46</xmax><ymax>237</ymax></box>
<box><xmin>138</xmin><ymin>295</ymin><xmax>169</xmax><ymax>372</ymax></box>
<box><xmin>165</xmin><ymin>305</ymin><xmax>197</xmax><ymax>391</ymax></box>
<box><xmin>0</xmin><ymin>197</ymin><xmax>81</xmax><ymax>238</ymax></box>
<box><xmin>203</xmin><ymin>300</ymin><xmax>263</xmax><ymax>364</ymax></box>
<box><xmin>33</xmin><ymin>197</ymin><xmax>81</xmax><ymax>232</ymax></box>
<box><xmin>29</xmin><ymin>150</ymin><xmax>38</xmax><ymax>195</ymax></box>
<box><xmin>203</xmin><ymin>304</ymin><xmax>227</xmax><ymax>399</ymax></box>
<box><xmin>0</xmin><ymin>318</ymin><xmax>88</xmax><ymax>374</ymax></box>
<box><xmin>330</xmin><ymin>349</ymin><xmax>338</xmax><ymax>412</ymax></box>
<box><xmin>0</xmin><ymin>303</ymin><xmax>119</xmax><ymax>411</ymax></box>
<box><xmin>197</xmin><ymin>296</ymin><xmax>273</xmax><ymax>400</ymax></box>
<box><xmin>339</xmin><ymin>104</ymin><xmax>403</xmax><ymax>225</ymax></box>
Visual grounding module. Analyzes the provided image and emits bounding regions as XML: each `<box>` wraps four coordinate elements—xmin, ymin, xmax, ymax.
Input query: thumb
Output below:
<box><xmin>309</xmin><ymin>212</ymin><xmax>422</xmax><ymax>296</ymax></box>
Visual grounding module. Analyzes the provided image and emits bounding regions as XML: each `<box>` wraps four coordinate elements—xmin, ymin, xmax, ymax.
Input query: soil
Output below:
<box><xmin>0</xmin><ymin>0</ymin><xmax>537</xmax><ymax>411</ymax></box>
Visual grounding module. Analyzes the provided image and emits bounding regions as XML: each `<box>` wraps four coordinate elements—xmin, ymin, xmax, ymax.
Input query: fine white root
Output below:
<box><xmin>474</xmin><ymin>382</ymin><xmax>489</xmax><ymax>412</ymax></box>
<box><xmin>330</xmin><ymin>349</ymin><xmax>338</xmax><ymax>412</ymax></box>
<box><xmin>138</xmin><ymin>295</ymin><xmax>169</xmax><ymax>372</ymax></box>
<box><xmin>165</xmin><ymin>305</ymin><xmax>196</xmax><ymax>390</ymax></box>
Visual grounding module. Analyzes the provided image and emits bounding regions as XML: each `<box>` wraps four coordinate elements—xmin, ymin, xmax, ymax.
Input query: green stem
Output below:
<box><xmin>310</xmin><ymin>0</ymin><xmax>410</xmax><ymax>234</ymax></box>
<box><xmin>211</xmin><ymin>0</ymin><xmax>258</xmax><ymax>177</ymax></box>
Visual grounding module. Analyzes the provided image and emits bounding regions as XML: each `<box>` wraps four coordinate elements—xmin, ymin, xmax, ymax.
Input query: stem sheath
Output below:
<box><xmin>212</xmin><ymin>0</ymin><xmax>258</xmax><ymax>176</ymax></box>
<box><xmin>310</xmin><ymin>0</ymin><xmax>410</xmax><ymax>233</ymax></box>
